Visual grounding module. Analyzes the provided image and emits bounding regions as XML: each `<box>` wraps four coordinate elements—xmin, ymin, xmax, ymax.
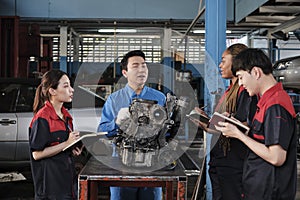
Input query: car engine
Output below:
<box><xmin>114</xmin><ymin>93</ymin><xmax>190</xmax><ymax>168</ymax></box>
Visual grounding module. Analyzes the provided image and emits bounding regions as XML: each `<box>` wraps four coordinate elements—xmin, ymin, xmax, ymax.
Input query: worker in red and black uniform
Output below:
<box><xmin>217</xmin><ymin>48</ymin><xmax>297</xmax><ymax>200</ymax></box>
<box><xmin>192</xmin><ymin>44</ymin><xmax>257</xmax><ymax>200</ymax></box>
<box><xmin>29</xmin><ymin>70</ymin><xmax>83</xmax><ymax>200</ymax></box>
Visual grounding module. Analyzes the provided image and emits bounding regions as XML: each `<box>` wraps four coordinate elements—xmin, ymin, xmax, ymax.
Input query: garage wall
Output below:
<box><xmin>0</xmin><ymin>0</ymin><xmax>237</xmax><ymax>21</ymax></box>
<box><xmin>0</xmin><ymin>0</ymin><xmax>200</xmax><ymax>20</ymax></box>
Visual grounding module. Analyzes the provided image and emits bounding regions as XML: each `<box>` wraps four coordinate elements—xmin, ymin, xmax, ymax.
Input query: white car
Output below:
<box><xmin>273</xmin><ymin>56</ymin><xmax>300</xmax><ymax>90</ymax></box>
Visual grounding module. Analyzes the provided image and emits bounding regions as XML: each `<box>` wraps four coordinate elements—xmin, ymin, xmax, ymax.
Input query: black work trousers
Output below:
<box><xmin>209</xmin><ymin>165</ymin><xmax>243</xmax><ymax>200</ymax></box>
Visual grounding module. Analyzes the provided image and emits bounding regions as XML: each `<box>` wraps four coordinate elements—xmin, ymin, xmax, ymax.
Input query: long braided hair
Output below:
<box><xmin>215</xmin><ymin>43</ymin><xmax>248</xmax><ymax>155</ymax></box>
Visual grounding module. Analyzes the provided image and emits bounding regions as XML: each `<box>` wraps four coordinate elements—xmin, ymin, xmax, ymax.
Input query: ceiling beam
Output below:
<box><xmin>183</xmin><ymin>6</ymin><xmax>205</xmax><ymax>37</ymax></box>
<box><xmin>235</xmin><ymin>0</ymin><xmax>269</xmax><ymax>23</ymax></box>
<box><xmin>246</xmin><ymin>15</ymin><xmax>295</xmax><ymax>23</ymax></box>
<box><xmin>259</xmin><ymin>6</ymin><xmax>300</xmax><ymax>13</ymax></box>
<box><xmin>267</xmin><ymin>15</ymin><xmax>300</xmax><ymax>37</ymax></box>
<box><xmin>275</xmin><ymin>0</ymin><xmax>300</xmax><ymax>2</ymax></box>
<box><xmin>236</xmin><ymin>22</ymin><xmax>281</xmax><ymax>27</ymax></box>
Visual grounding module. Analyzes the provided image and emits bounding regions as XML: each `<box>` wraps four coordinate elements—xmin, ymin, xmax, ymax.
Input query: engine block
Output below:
<box><xmin>115</xmin><ymin>93</ymin><xmax>189</xmax><ymax>168</ymax></box>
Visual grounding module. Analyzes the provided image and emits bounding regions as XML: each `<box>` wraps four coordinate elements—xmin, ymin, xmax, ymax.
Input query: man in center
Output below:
<box><xmin>98</xmin><ymin>50</ymin><xmax>165</xmax><ymax>200</ymax></box>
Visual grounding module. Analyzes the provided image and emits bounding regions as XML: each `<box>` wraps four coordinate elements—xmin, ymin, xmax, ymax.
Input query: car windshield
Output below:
<box><xmin>0</xmin><ymin>83</ymin><xmax>36</xmax><ymax>113</ymax></box>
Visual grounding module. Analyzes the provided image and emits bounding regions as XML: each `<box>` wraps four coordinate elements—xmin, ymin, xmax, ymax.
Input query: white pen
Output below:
<box><xmin>200</xmin><ymin>105</ymin><xmax>208</xmax><ymax>110</ymax></box>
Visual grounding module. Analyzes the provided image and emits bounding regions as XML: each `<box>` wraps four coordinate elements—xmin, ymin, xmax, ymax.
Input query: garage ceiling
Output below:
<box><xmin>21</xmin><ymin>0</ymin><xmax>300</xmax><ymax>39</ymax></box>
<box><xmin>233</xmin><ymin>0</ymin><xmax>300</xmax><ymax>38</ymax></box>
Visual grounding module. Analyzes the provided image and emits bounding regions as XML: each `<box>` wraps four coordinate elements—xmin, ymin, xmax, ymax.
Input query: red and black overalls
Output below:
<box><xmin>242</xmin><ymin>83</ymin><xmax>297</xmax><ymax>200</ymax></box>
<box><xmin>29</xmin><ymin>101</ymin><xmax>77</xmax><ymax>200</ymax></box>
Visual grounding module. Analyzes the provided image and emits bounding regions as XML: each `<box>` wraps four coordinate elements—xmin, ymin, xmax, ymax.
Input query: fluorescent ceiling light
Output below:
<box><xmin>98</xmin><ymin>29</ymin><xmax>137</xmax><ymax>33</ymax></box>
<box><xmin>192</xmin><ymin>30</ymin><xmax>205</xmax><ymax>34</ymax></box>
<box><xmin>193</xmin><ymin>30</ymin><xmax>232</xmax><ymax>34</ymax></box>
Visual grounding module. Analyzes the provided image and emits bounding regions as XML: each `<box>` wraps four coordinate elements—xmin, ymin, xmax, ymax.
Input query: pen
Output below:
<box><xmin>200</xmin><ymin>105</ymin><xmax>208</xmax><ymax>110</ymax></box>
<box><xmin>67</xmin><ymin>123</ymin><xmax>73</xmax><ymax>132</ymax></box>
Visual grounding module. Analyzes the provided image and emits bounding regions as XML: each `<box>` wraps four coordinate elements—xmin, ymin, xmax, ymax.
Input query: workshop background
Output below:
<box><xmin>0</xmin><ymin>0</ymin><xmax>300</xmax><ymax>199</ymax></box>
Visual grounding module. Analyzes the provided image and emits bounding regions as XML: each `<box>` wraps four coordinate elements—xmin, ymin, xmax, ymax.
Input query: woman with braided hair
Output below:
<box><xmin>193</xmin><ymin>43</ymin><xmax>257</xmax><ymax>200</ymax></box>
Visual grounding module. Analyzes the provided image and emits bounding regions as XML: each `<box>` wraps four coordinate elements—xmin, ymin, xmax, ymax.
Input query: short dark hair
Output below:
<box><xmin>232</xmin><ymin>48</ymin><xmax>273</xmax><ymax>76</ymax></box>
<box><xmin>120</xmin><ymin>50</ymin><xmax>145</xmax><ymax>70</ymax></box>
